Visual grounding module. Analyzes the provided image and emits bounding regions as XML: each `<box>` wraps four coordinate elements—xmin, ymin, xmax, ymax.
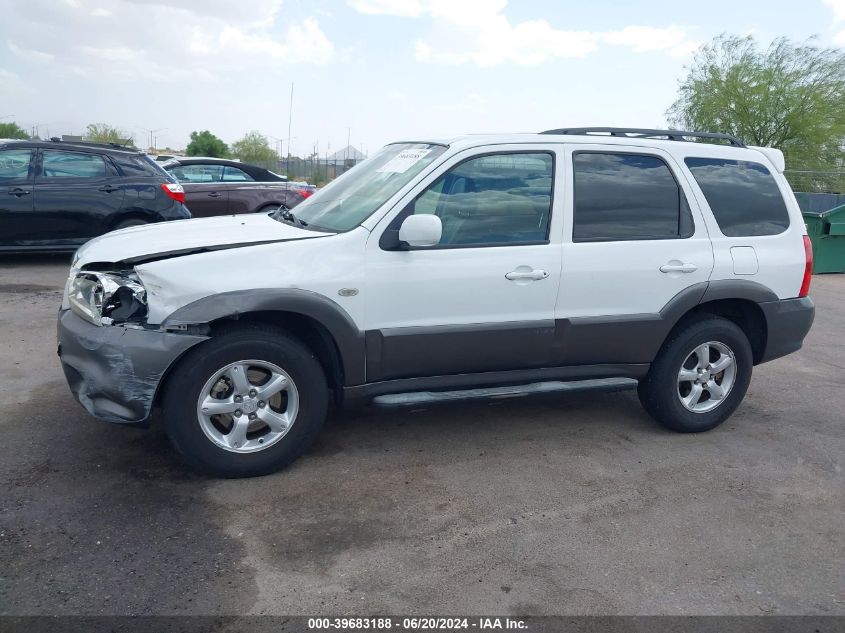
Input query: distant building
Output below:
<box><xmin>321</xmin><ymin>145</ymin><xmax>365</xmax><ymax>164</ymax></box>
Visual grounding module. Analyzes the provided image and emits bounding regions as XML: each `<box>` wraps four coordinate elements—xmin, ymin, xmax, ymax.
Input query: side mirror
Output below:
<box><xmin>398</xmin><ymin>214</ymin><xmax>442</xmax><ymax>248</ymax></box>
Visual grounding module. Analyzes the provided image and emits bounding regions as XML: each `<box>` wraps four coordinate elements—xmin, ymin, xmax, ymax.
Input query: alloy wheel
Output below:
<box><xmin>676</xmin><ymin>341</ymin><xmax>737</xmax><ymax>413</ymax></box>
<box><xmin>196</xmin><ymin>359</ymin><xmax>299</xmax><ymax>453</ymax></box>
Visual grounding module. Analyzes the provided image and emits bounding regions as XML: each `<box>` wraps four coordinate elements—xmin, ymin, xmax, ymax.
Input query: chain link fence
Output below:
<box><xmin>785</xmin><ymin>169</ymin><xmax>845</xmax><ymax>194</ymax></box>
<box><xmin>247</xmin><ymin>157</ymin><xmax>365</xmax><ymax>187</ymax></box>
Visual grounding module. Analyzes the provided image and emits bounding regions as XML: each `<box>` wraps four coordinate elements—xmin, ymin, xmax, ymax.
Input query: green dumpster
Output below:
<box><xmin>802</xmin><ymin>204</ymin><xmax>845</xmax><ymax>273</ymax></box>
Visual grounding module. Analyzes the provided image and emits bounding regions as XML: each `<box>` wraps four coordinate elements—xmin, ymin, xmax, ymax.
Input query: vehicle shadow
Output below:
<box><xmin>86</xmin><ymin>383</ymin><xmax>655</xmax><ymax>481</ymax></box>
<box><xmin>0</xmin><ymin>253</ymin><xmax>73</xmax><ymax>266</ymax></box>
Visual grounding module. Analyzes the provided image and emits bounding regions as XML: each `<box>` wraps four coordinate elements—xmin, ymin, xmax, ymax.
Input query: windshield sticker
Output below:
<box><xmin>376</xmin><ymin>149</ymin><xmax>432</xmax><ymax>174</ymax></box>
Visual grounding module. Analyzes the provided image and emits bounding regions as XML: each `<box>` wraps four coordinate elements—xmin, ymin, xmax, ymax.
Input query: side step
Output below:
<box><xmin>371</xmin><ymin>378</ymin><xmax>637</xmax><ymax>407</ymax></box>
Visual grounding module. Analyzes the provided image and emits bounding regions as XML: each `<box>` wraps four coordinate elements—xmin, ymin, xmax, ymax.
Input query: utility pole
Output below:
<box><xmin>279</xmin><ymin>136</ymin><xmax>297</xmax><ymax>175</ymax></box>
<box><xmin>150</xmin><ymin>127</ymin><xmax>167</xmax><ymax>153</ymax></box>
<box><xmin>286</xmin><ymin>82</ymin><xmax>294</xmax><ymax>163</ymax></box>
<box><xmin>30</xmin><ymin>123</ymin><xmax>49</xmax><ymax>139</ymax></box>
<box><xmin>137</xmin><ymin>126</ymin><xmax>166</xmax><ymax>152</ymax></box>
<box><xmin>267</xmin><ymin>135</ymin><xmax>283</xmax><ymax>160</ymax></box>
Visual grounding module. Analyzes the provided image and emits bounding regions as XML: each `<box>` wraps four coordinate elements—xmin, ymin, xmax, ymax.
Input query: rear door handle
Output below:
<box><xmin>660</xmin><ymin>262</ymin><xmax>698</xmax><ymax>274</ymax></box>
<box><xmin>207</xmin><ymin>192</ymin><xmax>222</xmax><ymax>198</ymax></box>
<box><xmin>7</xmin><ymin>187</ymin><xmax>31</xmax><ymax>197</ymax></box>
<box><xmin>98</xmin><ymin>185</ymin><xmax>120</xmax><ymax>193</ymax></box>
<box><xmin>506</xmin><ymin>268</ymin><xmax>549</xmax><ymax>281</ymax></box>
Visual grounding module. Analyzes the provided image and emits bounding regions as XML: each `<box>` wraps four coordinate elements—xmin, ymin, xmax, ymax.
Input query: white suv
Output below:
<box><xmin>58</xmin><ymin>128</ymin><xmax>815</xmax><ymax>477</ymax></box>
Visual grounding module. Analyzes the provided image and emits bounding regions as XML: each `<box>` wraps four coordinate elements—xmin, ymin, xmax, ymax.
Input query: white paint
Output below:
<box><xmin>398</xmin><ymin>213</ymin><xmax>441</xmax><ymax>246</ymax></box>
<box><xmin>364</xmin><ymin>240</ymin><xmax>561</xmax><ymax>330</ymax></box>
<box><xmin>73</xmin><ymin>213</ymin><xmax>317</xmax><ymax>267</ymax></box>
<box><xmin>64</xmin><ymin>132</ymin><xmax>809</xmax><ymax>333</ymax></box>
<box><xmin>135</xmin><ymin>229</ymin><xmax>367</xmax><ymax>325</ymax></box>
<box><xmin>557</xmin><ymin>143</ymin><xmax>715</xmax><ymax>319</ymax></box>
<box><xmin>676</xmin><ymin>143</ymin><xmax>807</xmax><ymax>300</ymax></box>
<box><xmin>750</xmin><ymin>146</ymin><xmax>785</xmax><ymax>173</ymax></box>
<box><xmin>730</xmin><ymin>246</ymin><xmax>759</xmax><ymax>275</ymax></box>
<box><xmin>363</xmin><ymin>143</ymin><xmax>563</xmax><ymax>331</ymax></box>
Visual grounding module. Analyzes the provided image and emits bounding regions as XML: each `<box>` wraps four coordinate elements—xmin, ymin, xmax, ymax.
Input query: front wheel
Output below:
<box><xmin>638</xmin><ymin>315</ymin><xmax>753</xmax><ymax>433</ymax></box>
<box><xmin>162</xmin><ymin>324</ymin><xmax>328</xmax><ymax>477</ymax></box>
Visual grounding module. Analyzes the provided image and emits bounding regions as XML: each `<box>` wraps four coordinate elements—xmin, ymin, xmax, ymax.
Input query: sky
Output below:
<box><xmin>1</xmin><ymin>0</ymin><xmax>843</xmax><ymax>157</ymax></box>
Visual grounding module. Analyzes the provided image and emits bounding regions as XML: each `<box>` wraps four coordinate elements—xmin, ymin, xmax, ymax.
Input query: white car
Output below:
<box><xmin>58</xmin><ymin>127</ymin><xmax>815</xmax><ymax>477</ymax></box>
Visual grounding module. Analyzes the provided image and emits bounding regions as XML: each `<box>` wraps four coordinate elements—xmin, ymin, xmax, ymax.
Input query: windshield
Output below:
<box><xmin>289</xmin><ymin>142</ymin><xmax>447</xmax><ymax>232</ymax></box>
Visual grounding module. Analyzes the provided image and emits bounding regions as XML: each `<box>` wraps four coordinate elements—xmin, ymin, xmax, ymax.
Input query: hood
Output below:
<box><xmin>74</xmin><ymin>214</ymin><xmax>324</xmax><ymax>267</ymax></box>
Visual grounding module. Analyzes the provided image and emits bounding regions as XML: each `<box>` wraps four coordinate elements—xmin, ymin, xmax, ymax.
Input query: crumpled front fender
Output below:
<box><xmin>57</xmin><ymin>309</ymin><xmax>208</xmax><ymax>424</ymax></box>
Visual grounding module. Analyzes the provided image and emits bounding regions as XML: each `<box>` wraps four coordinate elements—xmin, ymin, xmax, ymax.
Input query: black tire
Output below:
<box><xmin>637</xmin><ymin>314</ymin><xmax>753</xmax><ymax>433</ymax></box>
<box><xmin>162</xmin><ymin>323</ymin><xmax>328</xmax><ymax>477</ymax></box>
<box><xmin>112</xmin><ymin>218</ymin><xmax>147</xmax><ymax>231</ymax></box>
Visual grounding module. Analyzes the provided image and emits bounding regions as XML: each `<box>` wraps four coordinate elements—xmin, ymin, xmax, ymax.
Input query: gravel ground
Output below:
<box><xmin>1</xmin><ymin>255</ymin><xmax>843</xmax><ymax>616</ymax></box>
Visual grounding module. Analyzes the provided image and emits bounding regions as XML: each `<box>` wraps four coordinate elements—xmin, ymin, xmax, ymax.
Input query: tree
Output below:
<box><xmin>0</xmin><ymin>122</ymin><xmax>28</xmax><ymax>139</ymax></box>
<box><xmin>85</xmin><ymin>123</ymin><xmax>134</xmax><ymax>146</ymax></box>
<box><xmin>667</xmin><ymin>35</ymin><xmax>845</xmax><ymax>172</ymax></box>
<box><xmin>230</xmin><ymin>131</ymin><xmax>278</xmax><ymax>165</ymax></box>
<box><xmin>186</xmin><ymin>130</ymin><xmax>229</xmax><ymax>158</ymax></box>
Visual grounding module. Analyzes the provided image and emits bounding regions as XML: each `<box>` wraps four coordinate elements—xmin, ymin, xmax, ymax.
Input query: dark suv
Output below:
<box><xmin>0</xmin><ymin>139</ymin><xmax>190</xmax><ymax>252</ymax></box>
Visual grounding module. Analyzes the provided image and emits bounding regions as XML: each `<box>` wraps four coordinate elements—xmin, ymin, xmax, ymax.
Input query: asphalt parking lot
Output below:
<box><xmin>1</xmin><ymin>255</ymin><xmax>843</xmax><ymax>616</ymax></box>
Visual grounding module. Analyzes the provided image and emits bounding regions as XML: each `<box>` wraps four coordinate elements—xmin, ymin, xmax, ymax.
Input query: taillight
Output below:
<box><xmin>799</xmin><ymin>235</ymin><xmax>813</xmax><ymax>298</ymax></box>
<box><xmin>299</xmin><ymin>189</ymin><xmax>313</xmax><ymax>199</ymax></box>
<box><xmin>161</xmin><ymin>182</ymin><xmax>185</xmax><ymax>204</ymax></box>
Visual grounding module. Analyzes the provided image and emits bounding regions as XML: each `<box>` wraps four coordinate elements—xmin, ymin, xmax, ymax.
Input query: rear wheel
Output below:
<box><xmin>162</xmin><ymin>324</ymin><xmax>328</xmax><ymax>477</ymax></box>
<box><xmin>112</xmin><ymin>218</ymin><xmax>147</xmax><ymax>231</ymax></box>
<box><xmin>637</xmin><ymin>315</ymin><xmax>753</xmax><ymax>433</ymax></box>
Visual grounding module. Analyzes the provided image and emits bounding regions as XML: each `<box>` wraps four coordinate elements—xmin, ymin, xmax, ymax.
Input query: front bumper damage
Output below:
<box><xmin>57</xmin><ymin>309</ymin><xmax>208</xmax><ymax>424</ymax></box>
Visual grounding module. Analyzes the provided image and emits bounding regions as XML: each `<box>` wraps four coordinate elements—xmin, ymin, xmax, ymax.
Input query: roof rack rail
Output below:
<box><xmin>45</xmin><ymin>137</ymin><xmax>138</xmax><ymax>150</ymax></box>
<box><xmin>539</xmin><ymin>127</ymin><xmax>746</xmax><ymax>148</ymax></box>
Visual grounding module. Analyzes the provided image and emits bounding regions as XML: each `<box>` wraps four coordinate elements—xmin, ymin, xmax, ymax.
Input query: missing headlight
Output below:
<box><xmin>69</xmin><ymin>271</ymin><xmax>147</xmax><ymax>326</ymax></box>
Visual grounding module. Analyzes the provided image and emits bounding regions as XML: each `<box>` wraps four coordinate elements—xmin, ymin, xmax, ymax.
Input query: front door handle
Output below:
<box><xmin>98</xmin><ymin>185</ymin><xmax>120</xmax><ymax>193</ymax></box>
<box><xmin>7</xmin><ymin>187</ymin><xmax>31</xmax><ymax>197</ymax></box>
<box><xmin>660</xmin><ymin>262</ymin><xmax>698</xmax><ymax>274</ymax></box>
<box><xmin>506</xmin><ymin>268</ymin><xmax>549</xmax><ymax>281</ymax></box>
<box><xmin>207</xmin><ymin>192</ymin><xmax>222</xmax><ymax>198</ymax></box>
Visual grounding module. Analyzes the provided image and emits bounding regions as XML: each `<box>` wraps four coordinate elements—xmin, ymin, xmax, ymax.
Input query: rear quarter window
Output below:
<box><xmin>112</xmin><ymin>154</ymin><xmax>170</xmax><ymax>178</ymax></box>
<box><xmin>684</xmin><ymin>157</ymin><xmax>790</xmax><ymax>237</ymax></box>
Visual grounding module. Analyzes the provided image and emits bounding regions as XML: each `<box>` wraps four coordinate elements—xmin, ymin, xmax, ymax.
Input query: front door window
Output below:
<box><xmin>398</xmin><ymin>152</ymin><xmax>554</xmax><ymax>247</ymax></box>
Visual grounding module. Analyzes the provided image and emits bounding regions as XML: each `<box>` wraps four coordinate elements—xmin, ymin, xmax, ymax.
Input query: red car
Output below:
<box><xmin>162</xmin><ymin>157</ymin><xmax>312</xmax><ymax>217</ymax></box>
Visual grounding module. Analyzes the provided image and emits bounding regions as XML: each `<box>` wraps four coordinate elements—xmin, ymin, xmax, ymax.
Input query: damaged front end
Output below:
<box><xmin>68</xmin><ymin>269</ymin><xmax>149</xmax><ymax>327</ymax></box>
<box><xmin>58</xmin><ymin>266</ymin><xmax>208</xmax><ymax>425</ymax></box>
<box><xmin>57</xmin><ymin>212</ymin><xmax>329</xmax><ymax>426</ymax></box>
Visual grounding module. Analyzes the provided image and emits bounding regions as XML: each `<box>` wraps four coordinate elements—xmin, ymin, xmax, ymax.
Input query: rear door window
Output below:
<box><xmin>222</xmin><ymin>166</ymin><xmax>255</xmax><ymax>182</ymax></box>
<box><xmin>0</xmin><ymin>149</ymin><xmax>33</xmax><ymax>180</ymax></box>
<box><xmin>169</xmin><ymin>164</ymin><xmax>223</xmax><ymax>183</ymax></box>
<box><xmin>573</xmin><ymin>152</ymin><xmax>694</xmax><ymax>241</ymax></box>
<box><xmin>684</xmin><ymin>158</ymin><xmax>790</xmax><ymax>236</ymax></box>
<box><xmin>41</xmin><ymin>150</ymin><xmax>106</xmax><ymax>179</ymax></box>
